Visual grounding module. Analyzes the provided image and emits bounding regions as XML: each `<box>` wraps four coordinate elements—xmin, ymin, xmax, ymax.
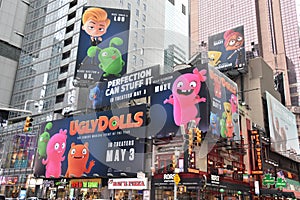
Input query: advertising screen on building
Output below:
<box><xmin>74</xmin><ymin>6</ymin><xmax>130</xmax><ymax>87</ymax></box>
<box><xmin>266</xmin><ymin>92</ymin><xmax>300</xmax><ymax>158</ymax></box>
<box><xmin>150</xmin><ymin>64</ymin><xmax>239</xmax><ymax>142</ymax></box>
<box><xmin>208</xmin><ymin>26</ymin><xmax>246</xmax><ymax>73</ymax></box>
<box><xmin>33</xmin><ymin>105</ymin><xmax>147</xmax><ymax>178</ymax></box>
<box><xmin>87</xmin><ymin>65</ymin><xmax>160</xmax><ymax>109</ymax></box>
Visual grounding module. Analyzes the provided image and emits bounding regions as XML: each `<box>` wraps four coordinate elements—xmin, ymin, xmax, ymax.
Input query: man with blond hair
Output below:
<box><xmin>82</xmin><ymin>7</ymin><xmax>111</xmax><ymax>46</ymax></box>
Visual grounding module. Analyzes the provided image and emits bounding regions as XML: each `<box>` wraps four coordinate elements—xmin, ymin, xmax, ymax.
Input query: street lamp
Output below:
<box><xmin>220</xmin><ymin>188</ymin><xmax>225</xmax><ymax>200</ymax></box>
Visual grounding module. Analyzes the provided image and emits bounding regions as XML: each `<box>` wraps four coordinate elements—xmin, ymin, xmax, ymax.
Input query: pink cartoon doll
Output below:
<box><xmin>164</xmin><ymin>68</ymin><xmax>207</xmax><ymax>129</ymax></box>
<box><xmin>42</xmin><ymin>129</ymin><xmax>67</xmax><ymax>178</ymax></box>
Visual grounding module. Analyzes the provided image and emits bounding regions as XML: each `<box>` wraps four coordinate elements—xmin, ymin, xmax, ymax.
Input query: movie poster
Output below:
<box><xmin>33</xmin><ymin>105</ymin><xmax>147</xmax><ymax>178</ymax></box>
<box><xmin>208</xmin><ymin>26</ymin><xmax>246</xmax><ymax>73</ymax></box>
<box><xmin>74</xmin><ymin>7</ymin><xmax>130</xmax><ymax>87</ymax></box>
<box><xmin>150</xmin><ymin>64</ymin><xmax>239</xmax><ymax>142</ymax></box>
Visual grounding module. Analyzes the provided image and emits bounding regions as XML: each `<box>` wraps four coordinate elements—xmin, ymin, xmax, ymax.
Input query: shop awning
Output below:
<box><xmin>260</xmin><ymin>188</ymin><xmax>295</xmax><ymax>198</ymax></box>
<box><xmin>283</xmin><ymin>189</ymin><xmax>300</xmax><ymax>199</ymax></box>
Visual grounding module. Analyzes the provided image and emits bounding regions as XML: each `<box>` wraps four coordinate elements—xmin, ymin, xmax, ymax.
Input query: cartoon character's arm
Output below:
<box><xmin>87</xmin><ymin>46</ymin><xmax>101</xmax><ymax>58</ymax></box>
<box><xmin>163</xmin><ymin>94</ymin><xmax>174</xmax><ymax>105</ymax></box>
<box><xmin>42</xmin><ymin>158</ymin><xmax>48</xmax><ymax>165</ymax></box>
<box><xmin>85</xmin><ymin>160</ymin><xmax>95</xmax><ymax>173</ymax></box>
<box><xmin>195</xmin><ymin>96</ymin><xmax>206</xmax><ymax>103</ymax></box>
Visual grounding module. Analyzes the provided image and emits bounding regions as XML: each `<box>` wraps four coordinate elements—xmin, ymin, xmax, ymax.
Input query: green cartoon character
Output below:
<box><xmin>37</xmin><ymin>122</ymin><xmax>53</xmax><ymax>158</ymax></box>
<box><xmin>87</xmin><ymin>37</ymin><xmax>125</xmax><ymax>77</ymax></box>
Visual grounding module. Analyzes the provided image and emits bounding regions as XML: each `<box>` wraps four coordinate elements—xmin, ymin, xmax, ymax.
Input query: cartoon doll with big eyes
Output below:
<box><xmin>82</xmin><ymin>7</ymin><xmax>111</xmax><ymax>46</ymax></box>
<box><xmin>223</xmin><ymin>29</ymin><xmax>244</xmax><ymax>68</ymax></box>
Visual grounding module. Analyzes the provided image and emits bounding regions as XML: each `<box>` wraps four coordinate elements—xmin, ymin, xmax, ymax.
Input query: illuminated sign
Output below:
<box><xmin>108</xmin><ymin>178</ymin><xmax>148</xmax><ymax>190</ymax></box>
<box><xmin>251</xmin><ymin>130</ymin><xmax>263</xmax><ymax>175</ymax></box>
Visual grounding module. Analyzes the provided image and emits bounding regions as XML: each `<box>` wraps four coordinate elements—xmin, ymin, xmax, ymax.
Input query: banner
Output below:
<box><xmin>33</xmin><ymin>105</ymin><xmax>147</xmax><ymax>178</ymax></box>
<box><xmin>74</xmin><ymin>7</ymin><xmax>130</xmax><ymax>87</ymax></box>
<box><xmin>208</xmin><ymin>26</ymin><xmax>246</xmax><ymax>73</ymax></box>
<box><xmin>150</xmin><ymin>64</ymin><xmax>239</xmax><ymax>141</ymax></box>
<box><xmin>266</xmin><ymin>92</ymin><xmax>300</xmax><ymax>158</ymax></box>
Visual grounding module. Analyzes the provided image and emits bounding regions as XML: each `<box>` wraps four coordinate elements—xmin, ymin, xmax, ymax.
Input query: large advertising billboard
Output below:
<box><xmin>266</xmin><ymin>92</ymin><xmax>300</xmax><ymax>157</ymax></box>
<box><xmin>208</xmin><ymin>26</ymin><xmax>246</xmax><ymax>73</ymax></box>
<box><xmin>87</xmin><ymin>65</ymin><xmax>160</xmax><ymax>109</ymax></box>
<box><xmin>150</xmin><ymin>64</ymin><xmax>240</xmax><ymax>142</ymax></box>
<box><xmin>74</xmin><ymin>6</ymin><xmax>130</xmax><ymax>87</ymax></box>
<box><xmin>33</xmin><ymin>105</ymin><xmax>147</xmax><ymax>178</ymax></box>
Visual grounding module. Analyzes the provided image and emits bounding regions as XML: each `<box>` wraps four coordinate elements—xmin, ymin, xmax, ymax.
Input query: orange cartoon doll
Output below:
<box><xmin>65</xmin><ymin>142</ymin><xmax>95</xmax><ymax>177</ymax></box>
<box><xmin>223</xmin><ymin>29</ymin><xmax>244</xmax><ymax>68</ymax></box>
<box><xmin>82</xmin><ymin>7</ymin><xmax>111</xmax><ymax>46</ymax></box>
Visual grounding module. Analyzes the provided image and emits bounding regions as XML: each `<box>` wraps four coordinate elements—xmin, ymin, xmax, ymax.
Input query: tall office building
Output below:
<box><xmin>0</xmin><ymin>0</ymin><xmax>29</xmax><ymax>123</ymax></box>
<box><xmin>7</xmin><ymin>0</ymin><xmax>189</xmax><ymax>121</ymax></box>
<box><xmin>0</xmin><ymin>0</ymin><xmax>189</xmax><ymax>195</ymax></box>
<box><xmin>190</xmin><ymin>0</ymin><xmax>300</xmax><ymax>133</ymax></box>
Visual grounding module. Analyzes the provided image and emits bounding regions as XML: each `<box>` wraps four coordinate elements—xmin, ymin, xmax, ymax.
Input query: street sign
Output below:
<box><xmin>174</xmin><ymin>173</ymin><xmax>180</xmax><ymax>185</ymax></box>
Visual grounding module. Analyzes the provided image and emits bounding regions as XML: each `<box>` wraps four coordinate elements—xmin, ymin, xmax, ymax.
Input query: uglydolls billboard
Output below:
<box><xmin>266</xmin><ymin>92</ymin><xmax>300</xmax><ymax>158</ymax></box>
<box><xmin>150</xmin><ymin>64</ymin><xmax>239</xmax><ymax>142</ymax></box>
<box><xmin>74</xmin><ymin>7</ymin><xmax>130</xmax><ymax>87</ymax></box>
<box><xmin>33</xmin><ymin>105</ymin><xmax>147</xmax><ymax>178</ymax></box>
<box><xmin>87</xmin><ymin>65</ymin><xmax>160</xmax><ymax>109</ymax></box>
<box><xmin>208</xmin><ymin>26</ymin><xmax>246</xmax><ymax>73</ymax></box>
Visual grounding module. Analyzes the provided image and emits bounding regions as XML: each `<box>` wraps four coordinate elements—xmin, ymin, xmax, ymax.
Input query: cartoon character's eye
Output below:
<box><xmin>82</xmin><ymin>149</ymin><xmax>87</xmax><ymax>155</ymax></box>
<box><xmin>71</xmin><ymin>148</ymin><xmax>76</xmax><ymax>154</ymax></box>
<box><xmin>237</xmin><ymin>36</ymin><xmax>243</xmax><ymax>41</ymax></box>
<box><xmin>39</xmin><ymin>137</ymin><xmax>43</xmax><ymax>141</ymax></box>
<box><xmin>229</xmin><ymin>39</ymin><xmax>236</xmax><ymax>46</ymax></box>
<box><xmin>99</xmin><ymin>28</ymin><xmax>104</xmax><ymax>32</ymax></box>
<box><xmin>61</xmin><ymin>143</ymin><xmax>66</xmax><ymax>149</ymax></box>
<box><xmin>88</xmin><ymin>26</ymin><xmax>94</xmax><ymax>30</ymax></box>
<box><xmin>177</xmin><ymin>81</ymin><xmax>183</xmax><ymax>88</ymax></box>
<box><xmin>190</xmin><ymin>81</ymin><xmax>197</xmax><ymax>88</ymax></box>
<box><xmin>54</xmin><ymin>143</ymin><xmax>59</xmax><ymax>150</ymax></box>
<box><xmin>102</xmin><ymin>52</ymin><xmax>108</xmax><ymax>57</ymax></box>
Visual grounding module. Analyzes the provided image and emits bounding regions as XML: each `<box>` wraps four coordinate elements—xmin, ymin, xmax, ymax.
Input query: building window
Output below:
<box><xmin>134</xmin><ymin>20</ymin><xmax>138</xmax><ymax>28</ymax></box>
<box><xmin>57</xmin><ymin>79</ymin><xmax>67</xmax><ymax>89</ymax></box>
<box><xmin>128</xmin><ymin>3</ymin><xmax>131</xmax><ymax>10</ymax></box>
<box><xmin>168</xmin><ymin>0</ymin><xmax>175</xmax><ymax>5</ymax></box>
<box><xmin>142</xmin><ymin>14</ymin><xmax>146</xmax><ymax>22</ymax></box>
<box><xmin>136</xmin><ymin>0</ymin><xmax>140</xmax><ymax>5</ymax></box>
<box><xmin>140</xmin><ymin>48</ymin><xmax>144</xmax><ymax>55</ymax></box>
<box><xmin>140</xmin><ymin>59</ymin><xmax>144</xmax><ymax>67</ymax></box>
<box><xmin>60</xmin><ymin>65</ymin><xmax>68</xmax><ymax>74</ymax></box>
<box><xmin>55</xmin><ymin>94</ymin><xmax>65</xmax><ymax>103</ymax></box>
<box><xmin>182</xmin><ymin>4</ymin><xmax>186</xmax><ymax>15</ymax></box>
<box><xmin>143</xmin><ymin>3</ymin><xmax>147</xmax><ymax>11</ymax></box>
<box><xmin>134</xmin><ymin>31</ymin><xmax>138</xmax><ymax>39</ymax></box>
<box><xmin>133</xmin><ymin>43</ymin><xmax>137</xmax><ymax>51</ymax></box>
<box><xmin>120</xmin><ymin>0</ymin><xmax>123</xmax><ymax>5</ymax></box>
<box><xmin>141</xmin><ymin>36</ymin><xmax>145</xmax><ymax>44</ymax></box>
<box><xmin>136</xmin><ymin>9</ymin><xmax>139</xmax><ymax>17</ymax></box>
<box><xmin>132</xmin><ymin>55</ymin><xmax>137</xmax><ymax>65</ymax></box>
<box><xmin>142</xmin><ymin>25</ymin><xmax>146</xmax><ymax>33</ymax></box>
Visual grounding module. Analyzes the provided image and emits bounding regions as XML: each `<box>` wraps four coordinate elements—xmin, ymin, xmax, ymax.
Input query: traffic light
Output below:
<box><xmin>194</xmin><ymin>128</ymin><xmax>202</xmax><ymax>146</ymax></box>
<box><xmin>188</xmin><ymin>131</ymin><xmax>193</xmax><ymax>154</ymax></box>
<box><xmin>24</xmin><ymin>116</ymin><xmax>33</xmax><ymax>132</ymax></box>
<box><xmin>172</xmin><ymin>155</ymin><xmax>177</xmax><ymax>168</ymax></box>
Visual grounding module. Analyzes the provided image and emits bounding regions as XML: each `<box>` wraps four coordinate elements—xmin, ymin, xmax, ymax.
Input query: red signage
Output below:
<box><xmin>251</xmin><ymin>130</ymin><xmax>263</xmax><ymax>175</ymax></box>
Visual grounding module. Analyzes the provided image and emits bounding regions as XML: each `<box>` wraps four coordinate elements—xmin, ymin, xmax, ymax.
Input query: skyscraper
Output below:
<box><xmin>190</xmin><ymin>0</ymin><xmax>300</xmax><ymax>133</ymax></box>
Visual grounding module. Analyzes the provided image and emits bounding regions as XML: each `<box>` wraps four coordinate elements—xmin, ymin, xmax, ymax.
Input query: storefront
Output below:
<box><xmin>108</xmin><ymin>177</ymin><xmax>148</xmax><ymax>200</ymax></box>
<box><xmin>151</xmin><ymin>173</ymin><xmax>205</xmax><ymax>200</ymax></box>
<box><xmin>69</xmin><ymin>178</ymin><xmax>106</xmax><ymax>199</ymax></box>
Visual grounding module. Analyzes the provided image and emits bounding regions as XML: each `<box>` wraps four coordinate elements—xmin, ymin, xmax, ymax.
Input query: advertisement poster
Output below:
<box><xmin>266</xmin><ymin>92</ymin><xmax>300</xmax><ymax>158</ymax></box>
<box><xmin>74</xmin><ymin>6</ymin><xmax>130</xmax><ymax>87</ymax></box>
<box><xmin>208</xmin><ymin>26</ymin><xmax>246</xmax><ymax>73</ymax></box>
<box><xmin>33</xmin><ymin>105</ymin><xmax>147</xmax><ymax>178</ymax></box>
<box><xmin>87</xmin><ymin>65</ymin><xmax>160</xmax><ymax>109</ymax></box>
<box><xmin>150</xmin><ymin>64</ymin><xmax>239</xmax><ymax>142</ymax></box>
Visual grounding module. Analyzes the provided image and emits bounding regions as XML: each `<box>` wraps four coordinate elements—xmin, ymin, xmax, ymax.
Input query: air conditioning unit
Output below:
<box><xmin>290</xmin><ymin>106</ymin><xmax>300</xmax><ymax>114</ymax></box>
